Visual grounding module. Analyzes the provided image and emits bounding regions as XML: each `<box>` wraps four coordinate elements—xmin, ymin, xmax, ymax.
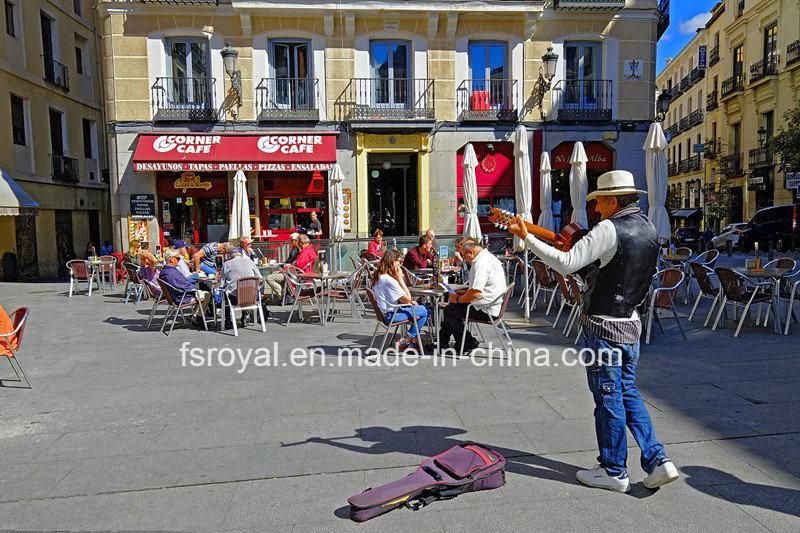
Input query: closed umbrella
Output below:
<box><xmin>569</xmin><ymin>142</ymin><xmax>589</xmax><ymax>228</ymax></box>
<box><xmin>329</xmin><ymin>164</ymin><xmax>346</xmax><ymax>242</ymax></box>
<box><xmin>538</xmin><ymin>152</ymin><xmax>554</xmax><ymax>231</ymax></box>
<box><xmin>462</xmin><ymin>143</ymin><xmax>482</xmax><ymax>240</ymax></box>
<box><xmin>644</xmin><ymin>123</ymin><xmax>671</xmax><ymax>243</ymax></box>
<box><xmin>513</xmin><ymin>125</ymin><xmax>533</xmax><ymax>251</ymax></box>
<box><xmin>228</xmin><ymin>169</ymin><xmax>250</xmax><ymax>241</ymax></box>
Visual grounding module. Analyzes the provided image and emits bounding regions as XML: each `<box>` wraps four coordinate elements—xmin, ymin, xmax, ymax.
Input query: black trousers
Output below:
<box><xmin>439</xmin><ymin>303</ymin><xmax>493</xmax><ymax>346</ymax></box>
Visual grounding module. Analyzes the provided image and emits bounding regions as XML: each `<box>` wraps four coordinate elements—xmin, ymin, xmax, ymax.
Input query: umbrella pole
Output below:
<box><xmin>524</xmin><ymin>250</ymin><xmax>530</xmax><ymax>320</ymax></box>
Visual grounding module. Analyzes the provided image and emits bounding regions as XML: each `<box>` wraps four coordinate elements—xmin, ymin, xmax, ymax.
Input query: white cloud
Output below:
<box><xmin>679</xmin><ymin>13</ymin><xmax>712</xmax><ymax>35</ymax></box>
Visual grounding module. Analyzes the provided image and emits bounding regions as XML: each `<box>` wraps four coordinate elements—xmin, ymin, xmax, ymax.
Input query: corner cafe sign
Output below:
<box><xmin>132</xmin><ymin>133</ymin><xmax>337</xmax><ymax>172</ymax></box>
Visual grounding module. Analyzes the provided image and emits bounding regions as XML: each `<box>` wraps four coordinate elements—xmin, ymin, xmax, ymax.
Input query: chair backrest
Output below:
<box><xmin>364</xmin><ymin>288</ymin><xmax>385</xmax><ymax>322</ymax></box>
<box><xmin>142</xmin><ymin>278</ymin><xmax>162</xmax><ymax>300</ymax></box>
<box><xmin>695</xmin><ymin>249</ymin><xmax>719</xmax><ymax>267</ymax></box>
<box><xmin>282</xmin><ymin>268</ymin><xmax>304</xmax><ymax>298</ymax></box>
<box><xmin>2</xmin><ymin>307</ymin><xmax>29</xmax><ymax>352</ymax></box>
<box><xmin>350</xmin><ymin>264</ymin><xmax>366</xmax><ymax>291</ymax></box>
<box><xmin>157</xmin><ymin>278</ymin><xmax>179</xmax><ymax>306</ymax></box>
<box><xmin>99</xmin><ymin>255</ymin><xmax>115</xmax><ymax>263</ymax></box>
<box><xmin>67</xmin><ymin>260</ymin><xmax>90</xmax><ymax>280</ymax></box>
<box><xmin>765</xmin><ymin>257</ymin><xmax>796</xmax><ymax>270</ymax></box>
<box><xmin>676</xmin><ymin>246</ymin><xmax>693</xmax><ymax>257</ymax></box>
<box><xmin>690</xmin><ymin>262</ymin><xmax>717</xmax><ymax>296</ymax></box>
<box><xmin>402</xmin><ymin>266</ymin><xmax>423</xmax><ymax>287</ymax></box>
<box><xmin>124</xmin><ymin>263</ymin><xmax>141</xmax><ymax>283</ymax></box>
<box><xmin>234</xmin><ymin>276</ymin><xmax>261</xmax><ymax>307</ymax></box>
<box><xmin>715</xmin><ymin>267</ymin><xmax>748</xmax><ymax>302</ymax></box>
<box><xmin>554</xmin><ymin>272</ymin><xmax>578</xmax><ymax>304</ymax></box>
<box><xmin>654</xmin><ymin>268</ymin><xmax>684</xmax><ymax>309</ymax></box>
<box><xmin>533</xmin><ymin>260</ymin><xmax>556</xmax><ymax>288</ymax></box>
<box><xmin>493</xmin><ymin>283</ymin><xmax>516</xmax><ymax>319</ymax></box>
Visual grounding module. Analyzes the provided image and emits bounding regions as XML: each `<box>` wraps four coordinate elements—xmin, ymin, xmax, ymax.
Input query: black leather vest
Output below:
<box><xmin>586</xmin><ymin>210</ymin><xmax>659</xmax><ymax>318</ymax></box>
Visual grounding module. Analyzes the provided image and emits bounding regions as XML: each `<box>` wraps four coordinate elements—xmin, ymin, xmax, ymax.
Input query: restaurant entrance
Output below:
<box><xmin>367</xmin><ymin>152</ymin><xmax>418</xmax><ymax>237</ymax></box>
<box><xmin>157</xmin><ymin>172</ymin><xmax>230</xmax><ymax>245</ymax></box>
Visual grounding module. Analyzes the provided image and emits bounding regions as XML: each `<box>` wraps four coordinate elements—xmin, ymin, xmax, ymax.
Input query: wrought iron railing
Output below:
<box><xmin>690</xmin><ymin>67</ymin><xmax>704</xmax><ymax>84</ymax></box>
<box><xmin>788</xmin><ymin>40</ymin><xmax>800</xmax><ymax>66</ymax></box>
<box><xmin>668</xmin><ymin>161</ymin><xmax>678</xmax><ymax>176</ymax></box>
<box><xmin>346</xmin><ymin>78</ymin><xmax>435</xmax><ymax>121</ymax></box>
<box><xmin>721</xmin><ymin>75</ymin><xmax>744</xmax><ymax>98</ymax></box>
<box><xmin>256</xmin><ymin>77</ymin><xmax>319</xmax><ymax>121</ymax></box>
<box><xmin>457</xmin><ymin>79</ymin><xmax>518</xmax><ymax>121</ymax></box>
<box><xmin>688</xmin><ymin>154</ymin><xmax>702</xmax><ymax>171</ymax></box>
<box><xmin>51</xmin><ymin>154</ymin><xmax>79</xmax><ymax>182</ymax></box>
<box><xmin>43</xmin><ymin>57</ymin><xmax>69</xmax><ymax>91</ymax></box>
<box><xmin>552</xmin><ymin>79</ymin><xmax>612</xmax><ymax>122</ymax></box>
<box><xmin>666</xmin><ymin>124</ymin><xmax>679</xmax><ymax>137</ymax></box>
<box><xmin>688</xmin><ymin>109</ymin><xmax>703</xmax><ymax>128</ymax></box>
<box><xmin>706</xmin><ymin>91</ymin><xmax>718</xmax><ymax>111</ymax></box>
<box><xmin>709</xmin><ymin>45</ymin><xmax>720</xmax><ymax>67</ymax></box>
<box><xmin>680</xmin><ymin>76</ymin><xmax>690</xmax><ymax>92</ymax></box>
<box><xmin>719</xmin><ymin>153</ymin><xmax>743</xmax><ymax>176</ymax></box>
<box><xmin>151</xmin><ymin>77</ymin><xmax>216</xmax><ymax>121</ymax></box>
<box><xmin>749</xmin><ymin>56</ymin><xmax>779</xmax><ymax>83</ymax></box>
<box><xmin>704</xmin><ymin>140</ymin><xmax>718</xmax><ymax>159</ymax></box>
<box><xmin>678</xmin><ymin>158</ymin><xmax>689</xmax><ymax>174</ymax></box>
<box><xmin>679</xmin><ymin>116</ymin><xmax>689</xmax><ymax>132</ymax></box>
<box><xmin>749</xmin><ymin>146</ymin><xmax>774</xmax><ymax>168</ymax></box>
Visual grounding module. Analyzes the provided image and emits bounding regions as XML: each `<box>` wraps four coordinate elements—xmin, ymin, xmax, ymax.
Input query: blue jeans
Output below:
<box><xmin>385</xmin><ymin>305</ymin><xmax>428</xmax><ymax>340</ymax></box>
<box><xmin>199</xmin><ymin>263</ymin><xmax>216</xmax><ymax>275</ymax></box>
<box><xmin>583</xmin><ymin>330</ymin><xmax>667</xmax><ymax>477</ymax></box>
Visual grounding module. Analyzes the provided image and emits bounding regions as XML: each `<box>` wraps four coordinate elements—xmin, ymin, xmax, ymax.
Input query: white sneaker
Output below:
<box><xmin>576</xmin><ymin>465</ymin><xmax>631</xmax><ymax>493</ymax></box>
<box><xmin>643</xmin><ymin>459</ymin><xmax>679</xmax><ymax>489</ymax></box>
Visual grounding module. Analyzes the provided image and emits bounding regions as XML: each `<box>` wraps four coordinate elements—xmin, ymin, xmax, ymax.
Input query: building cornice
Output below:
<box><xmin>231</xmin><ymin>1</ymin><xmax>546</xmax><ymax>13</ymax></box>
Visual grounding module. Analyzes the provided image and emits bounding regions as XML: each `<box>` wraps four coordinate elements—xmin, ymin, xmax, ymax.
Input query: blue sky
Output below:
<box><xmin>657</xmin><ymin>0</ymin><xmax>720</xmax><ymax>74</ymax></box>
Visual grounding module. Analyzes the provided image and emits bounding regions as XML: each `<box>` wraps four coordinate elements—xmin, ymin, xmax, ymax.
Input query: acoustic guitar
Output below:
<box><xmin>487</xmin><ymin>207</ymin><xmax>588</xmax><ymax>252</ymax></box>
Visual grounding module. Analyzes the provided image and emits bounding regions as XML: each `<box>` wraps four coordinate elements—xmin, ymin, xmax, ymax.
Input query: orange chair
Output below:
<box><xmin>0</xmin><ymin>307</ymin><xmax>31</xmax><ymax>388</ymax></box>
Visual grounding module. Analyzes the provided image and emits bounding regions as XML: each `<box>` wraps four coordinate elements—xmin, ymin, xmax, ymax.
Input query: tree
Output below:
<box><xmin>771</xmin><ymin>105</ymin><xmax>800</xmax><ymax>171</ymax></box>
<box><xmin>703</xmin><ymin>172</ymin><xmax>735</xmax><ymax>226</ymax></box>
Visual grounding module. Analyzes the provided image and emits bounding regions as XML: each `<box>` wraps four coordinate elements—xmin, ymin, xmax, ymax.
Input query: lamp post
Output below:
<box><xmin>221</xmin><ymin>43</ymin><xmax>242</xmax><ymax>118</ymax></box>
<box><xmin>656</xmin><ymin>89</ymin><xmax>671</xmax><ymax>122</ymax></box>
<box><xmin>536</xmin><ymin>47</ymin><xmax>559</xmax><ymax>114</ymax></box>
<box><xmin>757</xmin><ymin>126</ymin><xmax>767</xmax><ymax>148</ymax></box>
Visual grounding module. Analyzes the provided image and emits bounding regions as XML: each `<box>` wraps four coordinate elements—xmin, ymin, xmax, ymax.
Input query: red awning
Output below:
<box><xmin>132</xmin><ymin>133</ymin><xmax>337</xmax><ymax>172</ymax></box>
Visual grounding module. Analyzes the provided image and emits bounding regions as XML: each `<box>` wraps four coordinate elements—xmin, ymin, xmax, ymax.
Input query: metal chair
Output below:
<box><xmin>530</xmin><ymin>260</ymin><xmax>559</xmax><ymax>314</ymax></box>
<box><xmin>712</xmin><ymin>267</ymin><xmax>774</xmax><ymax>337</ymax></box>
<box><xmin>142</xmin><ymin>278</ymin><xmax>167</xmax><ymax>330</ymax></box>
<box><xmin>365</xmin><ymin>288</ymin><xmax>425</xmax><ymax>355</ymax></box>
<box><xmin>123</xmin><ymin>262</ymin><xmax>145</xmax><ymax>304</ymax></box>
<box><xmin>458</xmin><ymin>283</ymin><xmax>516</xmax><ymax>357</ymax></box>
<box><xmin>283</xmin><ymin>268</ymin><xmax>324</xmax><ymax>325</ymax></box>
<box><xmin>224</xmin><ymin>276</ymin><xmax>266</xmax><ymax>337</ymax></box>
<box><xmin>97</xmin><ymin>255</ymin><xmax>118</xmax><ymax>289</ymax></box>
<box><xmin>784</xmin><ymin>277</ymin><xmax>800</xmax><ymax>335</ymax></box>
<box><xmin>325</xmin><ymin>266</ymin><xmax>366</xmax><ymax>323</ymax></box>
<box><xmin>157</xmin><ymin>279</ymin><xmax>207</xmax><ymax>335</ymax></box>
<box><xmin>552</xmin><ymin>273</ymin><xmax>581</xmax><ymax>336</ymax></box>
<box><xmin>67</xmin><ymin>260</ymin><xmax>98</xmax><ymax>297</ymax></box>
<box><xmin>645</xmin><ymin>268</ymin><xmax>687</xmax><ymax>344</ymax></box>
<box><xmin>688</xmin><ymin>262</ymin><xmax>721</xmax><ymax>327</ymax></box>
<box><xmin>0</xmin><ymin>307</ymin><xmax>31</xmax><ymax>388</ymax></box>
<box><xmin>402</xmin><ymin>266</ymin><xmax>428</xmax><ymax>287</ymax></box>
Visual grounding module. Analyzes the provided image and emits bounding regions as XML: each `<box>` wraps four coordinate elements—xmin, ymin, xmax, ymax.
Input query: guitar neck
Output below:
<box><xmin>523</xmin><ymin>222</ymin><xmax>559</xmax><ymax>245</ymax></box>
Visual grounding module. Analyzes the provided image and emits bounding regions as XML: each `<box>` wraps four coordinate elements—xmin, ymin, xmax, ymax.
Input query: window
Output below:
<box><xmin>11</xmin><ymin>94</ymin><xmax>25</xmax><ymax>146</ymax></box>
<box><xmin>370</xmin><ymin>40</ymin><xmax>410</xmax><ymax>106</ymax></box>
<box><xmin>4</xmin><ymin>0</ymin><xmax>14</xmax><ymax>37</ymax></box>
<box><xmin>731</xmin><ymin>122</ymin><xmax>741</xmax><ymax>154</ymax></box>
<box><xmin>763</xmin><ymin>22</ymin><xmax>778</xmax><ymax>63</ymax></box>
<box><xmin>167</xmin><ymin>38</ymin><xmax>210</xmax><ymax>105</ymax></box>
<box><xmin>763</xmin><ymin>111</ymin><xmax>774</xmax><ymax>140</ymax></box>
<box><xmin>49</xmin><ymin>108</ymin><xmax>64</xmax><ymax>156</ymax></box>
<box><xmin>73</xmin><ymin>0</ymin><xmax>81</xmax><ymax>17</ymax></box>
<box><xmin>75</xmin><ymin>46</ymin><xmax>83</xmax><ymax>74</ymax></box>
<box><xmin>271</xmin><ymin>41</ymin><xmax>310</xmax><ymax>108</ymax></box>
<box><xmin>468</xmin><ymin>41</ymin><xmax>508</xmax><ymax>107</ymax></box>
<box><xmin>732</xmin><ymin>44</ymin><xmax>744</xmax><ymax>81</ymax></box>
<box><xmin>82</xmin><ymin>118</ymin><xmax>94</xmax><ymax>158</ymax></box>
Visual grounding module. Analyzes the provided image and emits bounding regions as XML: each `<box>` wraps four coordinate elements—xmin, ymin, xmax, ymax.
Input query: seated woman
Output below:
<box><xmin>372</xmin><ymin>249</ymin><xmax>428</xmax><ymax>351</ymax></box>
<box><xmin>366</xmin><ymin>229</ymin><xmax>386</xmax><ymax>260</ymax></box>
<box><xmin>137</xmin><ymin>250</ymin><xmax>161</xmax><ymax>296</ymax></box>
<box><xmin>124</xmin><ymin>239</ymin><xmax>142</xmax><ymax>268</ymax></box>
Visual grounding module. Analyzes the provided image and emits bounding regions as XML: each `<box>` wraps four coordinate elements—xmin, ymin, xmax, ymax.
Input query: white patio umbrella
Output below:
<box><xmin>329</xmin><ymin>164</ymin><xmax>346</xmax><ymax>242</ymax></box>
<box><xmin>513</xmin><ymin>125</ymin><xmax>533</xmax><ymax>252</ymax></box>
<box><xmin>644</xmin><ymin>122</ymin><xmax>671</xmax><ymax>244</ymax></box>
<box><xmin>228</xmin><ymin>169</ymin><xmax>250</xmax><ymax>241</ymax></box>
<box><xmin>569</xmin><ymin>141</ymin><xmax>589</xmax><ymax>228</ymax></box>
<box><xmin>0</xmin><ymin>167</ymin><xmax>38</xmax><ymax>215</ymax></box>
<box><xmin>462</xmin><ymin>143</ymin><xmax>482</xmax><ymax>240</ymax></box>
<box><xmin>538</xmin><ymin>152</ymin><xmax>554</xmax><ymax>231</ymax></box>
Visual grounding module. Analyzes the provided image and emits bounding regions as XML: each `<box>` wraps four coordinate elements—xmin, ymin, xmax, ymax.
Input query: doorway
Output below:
<box><xmin>367</xmin><ymin>153</ymin><xmax>418</xmax><ymax>236</ymax></box>
<box><xmin>55</xmin><ymin>210</ymin><xmax>74</xmax><ymax>278</ymax></box>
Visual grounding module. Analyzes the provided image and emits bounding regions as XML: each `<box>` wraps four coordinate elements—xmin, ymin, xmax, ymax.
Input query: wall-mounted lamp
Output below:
<box><xmin>486</xmin><ymin>143</ymin><xmax>495</xmax><ymax>153</ymax></box>
<box><xmin>656</xmin><ymin>90</ymin><xmax>671</xmax><ymax>122</ymax></box>
<box><xmin>535</xmin><ymin>47</ymin><xmax>559</xmax><ymax>111</ymax></box>
<box><xmin>221</xmin><ymin>43</ymin><xmax>242</xmax><ymax>118</ymax></box>
<box><xmin>382</xmin><ymin>160</ymin><xmax>392</xmax><ymax>170</ymax></box>
<box><xmin>757</xmin><ymin>126</ymin><xmax>767</xmax><ymax>148</ymax></box>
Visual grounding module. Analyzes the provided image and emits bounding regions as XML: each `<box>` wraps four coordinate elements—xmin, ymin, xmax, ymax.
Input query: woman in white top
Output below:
<box><xmin>371</xmin><ymin>249</ymin><xmax>429</xmax><ymax>350</ymax></box>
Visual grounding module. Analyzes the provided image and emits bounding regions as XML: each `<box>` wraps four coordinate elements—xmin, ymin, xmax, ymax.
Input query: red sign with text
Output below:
<box><xmin>550</xmin><ymin>141</ymin><xmax>614</xmax><ymax>171</ymax></box>
<box><xmin>132</xmin><ymin>133</ymin><xmax>338</xmax><ymax>172</ymax></box>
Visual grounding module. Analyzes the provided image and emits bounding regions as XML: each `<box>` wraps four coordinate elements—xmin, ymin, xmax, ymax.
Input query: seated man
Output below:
<box><xmin>439</xmin><ymin>240</ymin><xmax>507</xmax><ymax>353</ymax></box>
<box><xmin>294</xmin><ymin>234</ymin><xmax>318</xmax><ymax>273</ymax></box>
<box><xmin>160</xmin><ymin>249</ymin><xmax>210</xmax><ymax>328</ymax></box>
<box><xmin>171</xmin><ymin>240</ymin><xmax>193</xmax><ymax>279</ymax></box>
<box><xmin>265</xmin><ymin>233</ymin><xmax>300</xmax><ymax>303</ymax></box>
<box><xmin>220</xmin><ymin>250</ymin><xmax>263</xmax><ymax>304</ymax></box>
<box><xmin>236</xmin><ymin>236</ymin><xmax>259</xmax><ymax>263</ymax></box>
<box><xmin>193</xmin><ymin>241</ymin><xmax>229</xmax><ymax>275</ymax></box>
<box><xmin>402</xmin><ymin>235</ymin><xmax>434</xmax><ymax>271</ymax></box>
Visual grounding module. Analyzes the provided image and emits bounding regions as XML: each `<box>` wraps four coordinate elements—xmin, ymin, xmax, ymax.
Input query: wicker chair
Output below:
<box><xmin>223</xmin><ymin>276</ymin><xmax>266</xmax><ymax>336</ymax></box>
<box><xmin>712</xmin><ymin>267</ymin><xmax>774</xmax><ymax>337</ymax></box>
<box><xmin>688</xmin><ymin>262</ymin><xmax>721</xmax><ymax>327</ymax></box>
<box><xmin>645</xmin><ymin>268</ymin><xmax>687</xmax><ymax>344</ymax></box>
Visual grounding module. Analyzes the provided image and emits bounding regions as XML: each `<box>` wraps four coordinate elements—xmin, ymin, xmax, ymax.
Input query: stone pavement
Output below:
<box><xmin>1</xmin><ymin>258</ymin><xmax>799</xmax><ymax>532</ymax></box>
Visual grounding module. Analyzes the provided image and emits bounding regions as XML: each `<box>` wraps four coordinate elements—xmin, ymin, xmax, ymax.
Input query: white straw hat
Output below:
<box><xmin>587</xmin><ymin>170</ymin><xmax>647</xmax><ymax>201</ymax></box>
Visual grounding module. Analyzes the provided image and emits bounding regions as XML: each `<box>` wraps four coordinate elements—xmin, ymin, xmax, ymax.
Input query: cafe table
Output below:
<box><xmin>409</xmin><ymin>283</ymin><xmax>469</xmax><ymax>352</ymax></box>
<box><xmin>734</xmin><ymin>267</ymin><xmax>792</xmax><ymax>334</ymax></box>
<box><xmin>298</xmin><ymin>270</ymin><xmax>351</xmax><ymax>324</ymax></box>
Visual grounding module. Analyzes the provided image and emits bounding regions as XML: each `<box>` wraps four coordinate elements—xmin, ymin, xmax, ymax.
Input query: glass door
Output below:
<box><xmin>564</xmin><ymin>43</ymin><xmax>601</xmax><ymax>108</ymax></box>
<box><xmin>168</xmin><ymin>39</ymin><xmax>209</xmax><ymax>108</ymax></box>
<box><xmin>468</xmin><ymin>42</ymin><xmax>508</xmax><ymax>109</ymax></box>
<box><xmin>370</xmin><ymin>41</ymin><xmax>409</xmax><ymax>107</ymax></box>
<box><xmin>272</xmin><ymin>41</ymin><xmax>310</xmax><ymax>109</ymax></box>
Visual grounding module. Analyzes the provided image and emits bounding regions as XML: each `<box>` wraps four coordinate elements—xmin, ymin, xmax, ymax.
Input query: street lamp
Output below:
<box><xmin>757</xmin><ymin>126</ymin><xmax>767</xmax><ymax>148</ymax></box>
<box><xmin>220</xmin><ymin>43</ymin><xmax>242</xmax><ymax>116</ymax></box>
<box><xmin>535</xmin><ymin>47</ymin><xmax>559</xmax><ymax>112</ymax></box>
<box><xmin>656</xmin><ymin>89</ymin><xmax>671</xmax><ymax>122</ymax></box>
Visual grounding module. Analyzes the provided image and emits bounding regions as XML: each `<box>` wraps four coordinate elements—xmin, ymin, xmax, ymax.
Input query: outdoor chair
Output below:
<box><xmin>283</xmin><ymin>268</ymin><xmax>324</xmax><ymax>325</ymax></box>
<box><xmin>224</xmin><ymin>276</ymin><xmax>266</xmax><ymax>337</ymax></box>
<box><xmin>530</xmin><ymin>260</ymin><xmax>559</xmax><ymax>314</ymax></box>
<box><xmin>122</xmin><ymin>262</ymin><xmax>145</xmax><ymax>304</ymax></box>
<box><xmin>402</xmin><ymin>266</ymin><xmax>428</xmax><ymax>287</ymax></box>
<box><xmin>365</xmin><ymin>288</ymin><xmax>425</xmax><ymax>355</ymax></box>
<box><xmin>157</xmin><ymin>279</ymin><xmax>207</xmax><ymax>335</ymax></box>
<box><xmin>0</xmin><ymin>307</ymin><xmax>31</xmax><ymax>388</ymax></box>
<box><xmin>688</xmin><ymin>249</ymin><xmax>720</xmax><ymax>300</ymax></box>
<box><xmin>763</xmin><ymin>258</ymin><xmax>798</xmax><ymax>329</ymax></box>
<box><xmin>67</xmin><ymin>260</ymin><xmax>99</xmax><ymax>297</ymax></box>
<box><xmin>553</xmin><ymin>273</ymin><xmax>582</xmax><ymax>336</ymax></box>
<box><xmin>325</xmin><ymin>266</ymin><xmax>366</xmax><ymax>322</ymax></box>
<box><xmin>784</xmin><ymin>276</ymin><xmax>800</xmax><ymax>336</ymax></box>
<box><xmin>712</xmin><ymin>267</ymin><xmax>774</xmax><ymax>337</ymax></box>
<box><xmin>688</xmin><ymin>262</ymin><xmax>721</xmax><ymax>327</ymax></box>
<box><xmin>515</xmin><ymin>256</ymin><xmax>534</xmax><ymax>306</ymax></box>
<box><xmin>111</xmin><ymin>252</ymin><xmax>127</xmax><ymax>282</ymax></box>
<box><xmin>142</xmin><ymin>278</ymin><xmax>167</xmax><ymax>330</ymax></box>
<box><xmin>645</xmin><ymin>268</ymin><xmax>687</xmax><ymax>344</ymax></box>
<box><xmin>458</xmin><ymin>283</ymin><xmax>516</xmax><ymax>357</ymax></box>
<box><xmin>97</xmin><ymin>255</ymin><xmax>118</xmax><ymax>289</ymax></box>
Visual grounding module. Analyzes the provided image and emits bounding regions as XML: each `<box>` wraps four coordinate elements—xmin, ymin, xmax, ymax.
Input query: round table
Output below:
<box><xmin>734</xmin><ymin>267</ymin><xmax>792</xmax><ymax>334</ymax></box>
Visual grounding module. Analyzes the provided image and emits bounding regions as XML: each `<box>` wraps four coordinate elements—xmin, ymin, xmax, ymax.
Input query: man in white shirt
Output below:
<box><xmin>438</xmin><ymin>241</ymin><xmax>507</xmax><ymax>353</ymax></box>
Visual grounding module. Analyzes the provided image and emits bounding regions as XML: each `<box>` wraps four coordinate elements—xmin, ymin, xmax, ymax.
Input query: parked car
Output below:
<box><xmin>738</xmin><ymin>203</ymin><xmax>800</xmax><ymax>252</ymax></box>
<box><xmin>672</xmin><ymin>227</ymin><xmax>701</xmax><ymax>248</ymax></box>
<box><xmin>711</xmin><ymin>223</ymin><xmax>748</xmax><ymax>251</ymax></box>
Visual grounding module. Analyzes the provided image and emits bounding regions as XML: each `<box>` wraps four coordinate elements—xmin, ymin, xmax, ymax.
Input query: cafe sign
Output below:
<box><xmin>174</xmin><ymin>171</ymin><xmax>213</xmax><ymax>193</ymax></box>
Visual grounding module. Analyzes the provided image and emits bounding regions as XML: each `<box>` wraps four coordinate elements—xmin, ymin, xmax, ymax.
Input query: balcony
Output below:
<box><xmin>688</xmin><ymin>109</ymin><xmax>703</xmax><ymax>128</ymax></box>
<box><xmin>680</xmin><ymin>76</ymin><xmax>690</xmax><ymax>92</ymax></box>
<box><xmin>788</xmin><ymin>40</ymin><xmax>800</xmax><ymax>67</ymax></box>
<box><xmin>344</xmin><ymin>78</ymin><xmax>435</xmax><ymax>126</ymax></box>
<box><xmin>749</xmin><ymin>146</ymin><xmax>774</xmax><ymax>169</ymax></box>
<box><xmin>51</xmin><ymin>154</ymin><xmax>79</xmax><ymax>183</ymax></box>
<box><xmin>736</xmin><ymin>0</ymin><xmax>744</xmax><ymax>18</ymax></box>
<box><xmin>719</xmin><ymin>153</ymin><xmax>743</xmax><ymax>176</ymax></box>
<box><xmin>457</xmin><ymin>79</ymin><xmax>517</xmax><ymax>122</ymax></box>
<box><xmin>704</xmin><ymin>140</ymin><xmax>718</xmax><ymax>159</ymax></box>
<box><xmin>690</xmin><ymin>67</ymin><xmax>705</xmax><ymax>85</ymax></box>
<box><xmin>709</xmin><ymin>45</ymin><xmax>720</xmax><ymax>67</ymax></box>
<box><xmin>256</xmin><ymin>78</ymin><xmax>319</xmax><ymax>122</ymax></box>
<box><xmin>678</xmin><ymin>159</ymin><xmax>689</xmax><ymax>174</ymax></box>
<box><xmin>706</xmin><ymin>91</ymin><xmax>718</xmax><ymax>111</ymax></box>
<box><xmin>657</xmin><ymin>0</ymin><xmax>670</xmax><ymax>41</ymax></box>
<box><xmin>668</xmin><ymin>162</ymin><xmax>678</xmax><ymax>176</ymax></box>
<box><xmin>151</xmin><ymin>77</ymin><xmax>216</xmax><ymax>121</ymax></box>
<box><xmin>552</xmin><ymin>79</ymin><xmax>612</xmax><ymax>122</ymax></box>
<box><xmin>553</xmin><ymin>0</ymin><xmax>625</xmax><ymax>9</ymax></box>
<box><xmin>749</xmin><ymin>56</ymin><xmax>779</xmax><ymax>84</ymax></box>
<box><xmin>43</xmin><ymin>57</ymin><xmax>69</xmax><ymax>92</ymax></box>
<box><xmin>688</xmin><ymin>154</ymin><xmax>702</xmax><ymax>172</ymax></box>
<box><xmin>666</xmin><ymin>124</ymin><xmax>679</xmax><ymax>137</ymax></box>
<box><xmin>721</xmin><ymin>76</ymin><xmax>744</xmax><ymax>99</ymax></box>
<box><xmin>679</xmin><ymin>116</ymin><xmax>689</xmax><ymax>132</ymax></box>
